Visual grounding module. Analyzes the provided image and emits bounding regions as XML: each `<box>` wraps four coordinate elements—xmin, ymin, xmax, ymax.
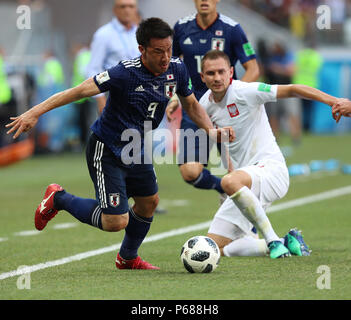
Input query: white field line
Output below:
<box><xmin>266</xmin><ymin>185</ymin><xmax>351</xmax><ymax>213</ymax></box>
<box><xmin>51</xmin><ymin>222</ymin><xmax>78</xmax><ymax>230</ymax></box>
<box><xmin>0</xmin><ymin>201</ymin><xmax>187</xmax><ymax>244</ymax></box>
<box><xmin>1</xmin><ymin>185</ymin><xmax>351</xmax><ymax>281</ymax></box>
<box><xmin>13</xmin><ymin>230</ymin><xmax>41</xmax><ymax>237</ymax></box>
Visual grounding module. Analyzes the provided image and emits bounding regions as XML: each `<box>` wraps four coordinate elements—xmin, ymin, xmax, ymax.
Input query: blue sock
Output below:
<box><xmin>187</xmin><ymin>168</ymin><xmax>224</xmax><ymax>193</ymax></box>
<box><xmin>54</xmin><ymin>190</ymin><xmax>103</xmax><ymax>229</ymax></box>
<box><xmin>119</xmin><ymin>207</ymin><xmax>153</xmax><ymax>260</ymax></box>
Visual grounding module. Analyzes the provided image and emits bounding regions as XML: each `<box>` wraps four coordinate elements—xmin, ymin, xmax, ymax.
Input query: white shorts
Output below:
<box><xmin>208</xmin><ymin>159</ymin><xmax>289</xmax><ymax>240</ymax></box>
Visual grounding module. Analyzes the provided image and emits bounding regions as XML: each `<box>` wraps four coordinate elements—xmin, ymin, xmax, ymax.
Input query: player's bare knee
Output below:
<box><xmin>179</xmin><ymin>163</ymin><xmax>203</xmax><ymax>182</ymax></box>
<box><xmin>133</xmin><ymin>194</ymin><xmax>159</xmax><ymax>217</ymax></box>
<box><xmin>148</xmin><ymin>194</ymin><xmax>159</xmax><ymax>213</ymax></box>
<box><xmin>101</xmin><ymin>213</ymin><xmax>128</xmax><ymax>232</ymax></box>
<box><xmin>221</xmin><ymin>171</ymin><xmax>247</xmax><ymax>195</ymax></box>
<box><xmin>220</xmin><ymin>173</ymin><xmax>240</xmax><ymax>195</ymax></box>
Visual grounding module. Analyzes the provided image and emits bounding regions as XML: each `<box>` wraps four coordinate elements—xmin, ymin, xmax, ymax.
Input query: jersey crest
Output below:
<box><xmin>211</xmin><ymin>38</ymin><xmax>225</xmax><ymax>51</ymax></box>
<box><xmin>109</xmin><ymin>193</ymin><xmax>120</xmax><ymax>207</ymax></box>
<box><xmin>227</xmin><ymin>103</ymin><xmax>239</xmax><ymax>118</ymax></box>
<box><xmin>164</xmin><ymin>82</ymin><xmax>177</xmax><ymax>99</ymax></box>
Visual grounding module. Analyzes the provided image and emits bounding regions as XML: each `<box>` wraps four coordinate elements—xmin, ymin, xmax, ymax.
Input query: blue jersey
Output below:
<box><xmin>173</xmin><ymin>13</ymin><xmax>256</xmax><ymax>119</ymax></box>
<box><xmin>91</xmin><ymin>56</ymin><xmax>192</xmax><ymax>164</ymax></box>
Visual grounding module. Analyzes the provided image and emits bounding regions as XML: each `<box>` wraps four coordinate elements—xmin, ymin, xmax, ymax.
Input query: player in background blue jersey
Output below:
<box><xmin>167</xmin><ymin>0</ymin><xmax>260</xmax><ymax>203</ymax></box>
<box><xmin>6</xmin><ymin>18</ymin><xmax>234</xmax><ymax>270</ymax></box>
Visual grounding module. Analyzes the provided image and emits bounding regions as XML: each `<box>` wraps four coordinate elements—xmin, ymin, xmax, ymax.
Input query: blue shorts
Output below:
<box><xmin>86</xmin><ymin>134</ymin><xmax>158</xmax><ymax>214</ymax></box>
<box><xmin>177</xmin><ymin>113</ymin><xmax>222</xmax><ymax>166</ymax></box>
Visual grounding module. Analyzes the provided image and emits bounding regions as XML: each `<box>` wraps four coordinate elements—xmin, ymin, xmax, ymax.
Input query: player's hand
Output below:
<box><xmin>166</xmin><ymin>99</ymin><xmax>179</xmax><ymax>122</ymax></box>
<box><xmin>332</xmin><ymin>98</ymin><xmax>351</xmax><ymax>123</ymax></box>
<box><xmin>5</xmin><ymin>110</ymin><xmax>39</xmax><ymax>139</ymax></box>
<box><xmin>209</xmin><ymin>126</ymin><xmax>235</xmax><ymax>143</ymax></box>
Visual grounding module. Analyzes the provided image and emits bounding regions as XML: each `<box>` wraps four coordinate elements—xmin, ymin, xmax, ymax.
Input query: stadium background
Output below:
<box><xmin>1</xmin><ymin>0</ymin><xmax>351</xmax><ymax>301</ymax></box>
<box><xmin>1</xmin><ymin>0</ymin><xmax>351</xmax><ymax>160</ymax></box>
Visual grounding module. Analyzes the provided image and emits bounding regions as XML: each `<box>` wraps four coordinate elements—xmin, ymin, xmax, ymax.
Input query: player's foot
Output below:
<box><xmin>284</xmin><ymin>228</ymin><xmax>311</xmax><ymax>256</ymax></box>
<box><xmin>268</xmin><ymin>241</ymin><xmax>290</xmax><ymax>259</ymax></box>
<box><xmin>115</xmin><ymin>253</ymin><xmax>160</xmax><ymax>270</ymax></box>
<box><xmin>35</xmin><ymin>183</ymin><xmax>63</xmax><ymax>231</ymax></box>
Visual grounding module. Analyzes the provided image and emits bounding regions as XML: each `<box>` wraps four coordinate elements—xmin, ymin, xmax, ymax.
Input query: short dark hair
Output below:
<box><xmin>201</xmin><ymin>50</ymin><xmax>231</xmax><ymax>72</ymax></box>
<box><xmin>136</xmin><ymin>17</ymin><xmax>174</xmax><ymax>48</ymax></box>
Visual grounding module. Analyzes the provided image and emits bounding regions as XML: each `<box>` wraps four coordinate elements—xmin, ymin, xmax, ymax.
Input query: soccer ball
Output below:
<box><xmin>180</xmin><ymin>236</ymin><xmax>220</xmax><ymax>273</ymax></box>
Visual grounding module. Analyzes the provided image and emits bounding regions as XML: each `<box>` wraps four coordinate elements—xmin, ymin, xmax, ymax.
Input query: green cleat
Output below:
<box><xmin>284</xmin><ymin>228</ymin><xmax>311</xmax><ymax>256</ymax></box>
<box><xmin>268</xmin><ymin>241</ymin><xmax>290</xmax><ymax>259</ymax></box>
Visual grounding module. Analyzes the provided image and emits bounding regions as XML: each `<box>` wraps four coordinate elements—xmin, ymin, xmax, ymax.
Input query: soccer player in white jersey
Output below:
<box><xmin>168</xmin><ymin>0</ymin><xmax>259</xmax><ymax>205</ymax></box>
<box><xmin>195</xmin><ymin>50</ymin><xmax>347</xmax><ymax>258</ymax></box>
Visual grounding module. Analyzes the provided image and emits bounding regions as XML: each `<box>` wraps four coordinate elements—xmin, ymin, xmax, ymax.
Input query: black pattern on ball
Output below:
<box><xmin>180</xmin><ymin>246</ymin><xmax>184</xmax><ymax>256</ymax></box>
<box><xmin>205</xmin><ymin>237</ymin><xmax>219</xmax><ymax>254</ymax></box>
<box><xmin>191</xmin><ymin>250</ymin><xmax>210</xmax><ymax>262</ymax></box>
<box><xmin>183</xmin><ymin>259</ymin><xmax>195</xmax><ymax>273</ymax></box>
<box><xmin>202</xmin><ymin>264</ymin><xmax>213</xmax><ymax>273</ymax></box>
<box><xmin>187</xmin><ymin>237</ymin><xmax>199</xmax><ymax>249</ymax></box>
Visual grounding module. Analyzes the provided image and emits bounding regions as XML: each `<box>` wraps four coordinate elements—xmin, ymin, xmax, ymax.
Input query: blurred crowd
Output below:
<box><xmin>238</xmin><ymin>0</ymin><xmax>351</xmax><ymax>44</ymax></box>
<box><xmin>256</xmin><ymin>37</ymin><xmax>324</xmax><ymax>145</ymax></box>
<box><xmin>0</xmin><ymin>45</ymin><xmax>91</xmax><ymax>154</ymax></box>
<box><xmin>0</xmin><ymin>0</ymin><xmax>350</xmax><ymax>161</ymax></box>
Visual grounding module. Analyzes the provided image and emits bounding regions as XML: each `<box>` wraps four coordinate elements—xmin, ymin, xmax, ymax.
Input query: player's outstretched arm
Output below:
<box><xmin>277</xmin><ymin>84</ymin><xmax>343</xmax><ymax>108</ymax></box>
<box><xmin>6</xmin><ymin>78</ymin><xmax>100</xmax><ymax>139</ymax></box>
<box><xmin>178</xmin><ymin>93</ymin><xmax>235</xmax><ymax>143</ymax></box>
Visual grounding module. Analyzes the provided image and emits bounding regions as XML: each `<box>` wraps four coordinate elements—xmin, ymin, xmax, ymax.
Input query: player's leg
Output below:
<box><xmin>41</xmin><ymin>133</ymin><xmax>129</xmax><ymax>232</ymax></box>
<box><xmin>118</xmin><ymin>194</ymin><xmax>158</xmax><ymax>260</ymax></box>
<box><xmin>179</xmin><ymin>162</ymin><xmax>224</xmax><ymax>193</ymax></box>
<box><xmin>177</xmin><ymin>119</ymin><xmax>224</xmax><ymax>194</ymax></box>
<box><xmin>208</xmin><ymin>233</ymin><xmax>268</xmax><ymax>257</ymax></box>
<box><xmin>115</xmin><ymin>163</ymin><xmax>160</xmax><ymax>269</ymax></box>
<box><xmin>207</xmin><ymin>198</ymin><xmax>268</xmax><ymax>257</ymax></box>
<box><xmin>34</xmin><ymin>134</ymin><xmax>101</xmax><ymax>230</ymax></box>
<box><xmin>221</xmin><ymin>161</ymin><xmax>290</xmax><ymax>258</ymax></box>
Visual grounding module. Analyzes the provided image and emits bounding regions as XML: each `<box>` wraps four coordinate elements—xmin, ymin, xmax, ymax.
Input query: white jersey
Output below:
<box><xmin>200</xmin><ymin>80</ymin><xmax>285</xmax><ymax>169</ymax></box>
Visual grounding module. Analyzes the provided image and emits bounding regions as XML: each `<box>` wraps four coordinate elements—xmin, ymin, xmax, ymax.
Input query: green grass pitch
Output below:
<box><xmin>0</xmin><ymin>133</ymin><xmax>351</xmax><ymax>300</ymax></box>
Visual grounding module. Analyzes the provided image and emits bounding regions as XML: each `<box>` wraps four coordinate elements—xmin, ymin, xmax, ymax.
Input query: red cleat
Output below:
<box><xmin>115</xmin><ymin>253</ymin><xmax>160</xmax><ymax>270</ymax></box>
<box><xmin>35</xmin><ymin>184</ymin><xmax>63</xmax><ymax>231</ymax></box>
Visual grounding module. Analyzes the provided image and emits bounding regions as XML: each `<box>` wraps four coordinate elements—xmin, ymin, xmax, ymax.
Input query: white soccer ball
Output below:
<box><xmin>180</xmin><ymin>236</ymin><xmax>220</xmax><ymax>273</ymax></box>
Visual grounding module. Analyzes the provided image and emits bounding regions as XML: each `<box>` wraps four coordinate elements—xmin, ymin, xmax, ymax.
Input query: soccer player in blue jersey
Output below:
<box><xmin>6</xmin><ymin>18</ymin><xmax>234</xmax><ymax>270</ymax></box>
<box><xmin>167</xmin><ymin>0</ymin><xmax>259</xmax><ymax>202</ymax></box>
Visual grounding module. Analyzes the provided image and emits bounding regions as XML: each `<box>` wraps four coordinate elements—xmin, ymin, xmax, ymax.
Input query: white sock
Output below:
<box><xmin>223</xmin><ymin>236</ymin><xmax>268</xmax><ymax>257</ymax></box>
<box><xmin>230</xmin><ymin>186</ymin><xmax>280</xmax><ymax>244</ymax></box>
